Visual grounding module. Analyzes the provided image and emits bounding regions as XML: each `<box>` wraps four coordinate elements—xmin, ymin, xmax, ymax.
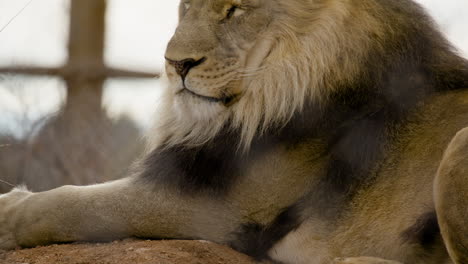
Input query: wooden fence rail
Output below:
<box><xmin>0</xmin><ymin>0</ymin><xmax>161</xmax><ymax>107</ymax></box>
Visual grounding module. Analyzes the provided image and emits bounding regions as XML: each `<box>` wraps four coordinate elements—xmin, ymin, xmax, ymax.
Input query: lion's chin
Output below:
<box><xmin>174</xmin><ymin>93</ymin><xmax>228</xmax><ymax>122</ymax></box>
<box><xmin>177</xmin><ymin>87</ymin><xmax>237</xmax><ymax>107</ymax></box>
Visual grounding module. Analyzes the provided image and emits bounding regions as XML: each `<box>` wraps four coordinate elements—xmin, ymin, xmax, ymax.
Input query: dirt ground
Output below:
<box><xmin>0</xmin><ymin>239</ymin><xmax>258</xmax><ymax>264</ymax></box>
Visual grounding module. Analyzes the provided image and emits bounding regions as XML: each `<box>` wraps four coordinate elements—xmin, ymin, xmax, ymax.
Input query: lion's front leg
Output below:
<box><xmin>0</xmin><ymin>177</ymin><xmax>238</xmax><ymax>249</ymax></box>
<box><xmin>0</xmin><ymin>187</ymin><xmax>32</xmax><ymax>249</ymax></box>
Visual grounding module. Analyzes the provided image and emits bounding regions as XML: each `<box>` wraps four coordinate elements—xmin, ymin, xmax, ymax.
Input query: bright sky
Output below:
<box><xmin>0</xmin><ymin>0</ymin><xmax>467</xmax><ymax>134</ymax></box>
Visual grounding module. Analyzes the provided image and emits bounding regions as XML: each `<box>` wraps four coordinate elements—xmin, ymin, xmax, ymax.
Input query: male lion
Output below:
<box><xmin>1</xmin><ymin>0</ymin><xmax>468</xmax><ymax>263</ymax></box>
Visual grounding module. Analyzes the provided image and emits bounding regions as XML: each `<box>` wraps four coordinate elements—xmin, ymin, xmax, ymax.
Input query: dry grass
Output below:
<box><xmin>0</xmin><ymin>103</ymin><xmax>143</xmax><ymax>193</ymax></box>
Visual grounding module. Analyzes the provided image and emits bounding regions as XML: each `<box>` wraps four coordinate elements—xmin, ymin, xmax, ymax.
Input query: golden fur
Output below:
<box><xmin>1</xmin><ymin>1</ymin><xmax>468</xmax><ymax>264</ymax></box>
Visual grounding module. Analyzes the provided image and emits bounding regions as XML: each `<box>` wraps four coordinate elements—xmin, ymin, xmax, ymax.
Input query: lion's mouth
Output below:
<box><xmin>178</xmin><ymin>88</ymin><xmax>236</xmax><ymax>105</ymax></box>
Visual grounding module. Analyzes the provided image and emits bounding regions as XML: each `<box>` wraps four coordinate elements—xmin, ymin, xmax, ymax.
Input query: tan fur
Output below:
<box><xmin>267</xmin><ymin>91</ymin><xmax>468</xmax><ymax>263</ymax></box>
<box><xmin>0</xmin><ymin>1</ymin><xmax>467</xmax><ymax>264</ymax></box>
<box><xmin>434</xmin><ymin>127</ymin><xmax>468</xmax><ymax>263</ymax></box>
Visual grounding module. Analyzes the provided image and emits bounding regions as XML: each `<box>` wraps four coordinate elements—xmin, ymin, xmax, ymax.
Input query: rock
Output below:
<box><xmin>0</xmin><ymin>239</ymin><xmax>258</xmax><ymax>264</ymax></box>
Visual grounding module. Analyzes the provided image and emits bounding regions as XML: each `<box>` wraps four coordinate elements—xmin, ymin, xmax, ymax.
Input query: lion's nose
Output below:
<box><xmin>165</xmin><ymin>57</ymin><xmax>206</xmax><ymax>80</ymax></box>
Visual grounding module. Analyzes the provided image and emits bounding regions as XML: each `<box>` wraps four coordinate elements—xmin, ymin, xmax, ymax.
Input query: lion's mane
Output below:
<box><xmin>148</xmin><ymin>0</ymin><xmax>468</xmax><ymax>151</ymax></box>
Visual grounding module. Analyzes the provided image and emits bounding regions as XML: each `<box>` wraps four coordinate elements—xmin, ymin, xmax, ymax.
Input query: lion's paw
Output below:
<box><xmin>0</xmin><ymin>187</ymin><xmax>32</xmax><ymax>250</ymax></box>
<box><xmin>334</xmin><ymin>257</ymin><xmax>403</xmax><ymax>264</ymax></box>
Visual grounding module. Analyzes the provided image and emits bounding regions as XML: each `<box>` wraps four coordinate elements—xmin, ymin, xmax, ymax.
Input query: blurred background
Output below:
<box><xmin>0</xmin><ymin>0</ymin><xmax>467</xmax><ymax>193</ymax></box>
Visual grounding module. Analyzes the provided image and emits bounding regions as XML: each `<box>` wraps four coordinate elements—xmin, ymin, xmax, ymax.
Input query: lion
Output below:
<box><xmin>1</xmin><ymin>0</ymin><xmax>468</xmax><ymax>263</ymax></box>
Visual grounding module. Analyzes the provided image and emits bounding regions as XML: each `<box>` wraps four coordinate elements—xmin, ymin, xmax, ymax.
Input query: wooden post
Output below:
<box><xmin>65</xmin><ymin>0</ymin><xmax>107</xmax><ymax>114</ymax></box>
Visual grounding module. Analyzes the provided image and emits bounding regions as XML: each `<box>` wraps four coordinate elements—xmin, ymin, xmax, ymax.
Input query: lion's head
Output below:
<box><xmin>151</xmin><ymin>0</ymin><xmax>443</xmax><ymax>150</ymax></box>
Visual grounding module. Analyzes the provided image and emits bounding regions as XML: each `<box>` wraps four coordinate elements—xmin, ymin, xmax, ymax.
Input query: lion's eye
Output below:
<box><xmin>226</xmin><ymin>5</ymin><xmax>245</xmax><ymax>19</ymax></box>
